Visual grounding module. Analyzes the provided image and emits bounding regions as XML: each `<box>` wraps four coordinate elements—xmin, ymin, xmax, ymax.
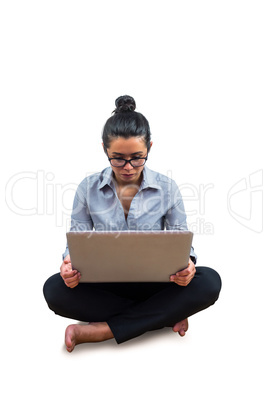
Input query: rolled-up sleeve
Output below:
<box><xmin>165</xmin><ymin>182</ymin><xmax>197</xmax><ymax>264</ymax></box>
<box><xmin>62</xmin><ymin>181</ymin><xmax>93</xmax><ymax>260</ymax></box>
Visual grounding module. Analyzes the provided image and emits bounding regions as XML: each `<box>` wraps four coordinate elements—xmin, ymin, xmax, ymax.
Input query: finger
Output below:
<box><xmin>64</xmin><ymin>255</ymin><xmax>71</xmax><ymax>263</ymax></box>
<box><xmin>66</xmin><ymin>270</ymin><xmax>81</xmax><ymax>281</ymax></box>
<box><xmin>65</xmin><ymin>279</ymin><xmax>78</xmax><ymax>288</ymax></box>
<box><xmin>170</xmin><ymin>276</ymin><xmax>184</xmax><ymax>284</ymax></box>
<box><xmin>173</xmin><ymin>280</ymin><xmax>187</xmax><ymax>287</ymax></box>
<box><xmin>179</xmin><ymin>262</ymin><xmax>196</xmax><ymax>275</ymax></box>
<box><xmin>170</xmin><ymin>268</ymin><xmax>188</xmax><ymax>280</ymax></box>
<box><xmin>60</xmin><ymin>262</ymin><xmax>72</xmax><ymax>274</ymax></box>
<box><xmin>67</xmin><ymin>276</ymin><xmax>81</xmax><ymax>288</ymax></box>
<box><xmin>62</xmin><ymin>269</ymin><xmax>78</xmax><ymax>280</ymax></box>
<box><xmin>171</xmin><ymin>275</ymin><xmax>193</xmax><ymax>286</ymax></box>
<box><xmin>65</xmin><ymin>273</ymin><xmax>80</xmax><ymax>287</ymax></box>
<box><xmin>176</xmin><ymin>268</ymin><xmax>191</xmax><ymax>277</ymax></box>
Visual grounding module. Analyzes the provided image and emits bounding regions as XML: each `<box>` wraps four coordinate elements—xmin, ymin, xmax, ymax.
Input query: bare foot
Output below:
<box><xmin>65</xmin><ymin>322</ymin><xmax>114</xmax><ymax>352</ymax></box>
<box><xmin>172</xmin><ymin>318</ymin><xmax>189</xmax><ymax>337</ymax></box>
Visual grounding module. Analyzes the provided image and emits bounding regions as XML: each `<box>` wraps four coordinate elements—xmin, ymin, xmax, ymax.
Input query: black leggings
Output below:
<box><xmin>43</xmin><ymin>266</ymin><xmax>221</xmax><ymax>344</ymax></box>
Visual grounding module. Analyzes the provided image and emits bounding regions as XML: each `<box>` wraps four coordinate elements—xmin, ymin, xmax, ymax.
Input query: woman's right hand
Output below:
<box><xmin>60</xmin><ymin>254</ymin><xmax>81</xmax><ymax>288</ymax></box>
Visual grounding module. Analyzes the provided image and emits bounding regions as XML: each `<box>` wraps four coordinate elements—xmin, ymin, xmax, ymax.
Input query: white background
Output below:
<box><xmin>1</xmin><ymin>1</ymin><xmax>267</xmax><ymax>401</ymax></box>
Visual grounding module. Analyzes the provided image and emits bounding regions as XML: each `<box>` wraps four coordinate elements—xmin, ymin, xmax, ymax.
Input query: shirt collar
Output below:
<box><xmin>98</xmin><ymin>167</ymin><xmax>114</xmax><ymax>190</ymax></box>
<box><xmin>141</xmin><ymin>166</ymin><xmax>161</xmax><ymax>190</ymax></box>
<box><xmin>98</xmin><ymin>165</ymin><xmax>161</xmax><ymax>191</ymax></box>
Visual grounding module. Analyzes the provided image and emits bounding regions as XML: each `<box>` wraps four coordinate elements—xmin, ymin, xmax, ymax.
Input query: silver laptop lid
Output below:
<box><xmin>67</xmin><ymin>230</ymin><xmax>193</xmax><ymax>282</ymax></box>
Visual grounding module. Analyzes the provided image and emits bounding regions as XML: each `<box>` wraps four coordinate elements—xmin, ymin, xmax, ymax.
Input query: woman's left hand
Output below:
<box><xmin>170</xmin><ymin>259</ymin><xmax>196</xmax><ymax>286</ymax></box>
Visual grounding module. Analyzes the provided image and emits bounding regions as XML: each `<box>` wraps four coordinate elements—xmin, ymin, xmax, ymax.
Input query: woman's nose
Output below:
<box><xmin>124</xmin><ymin>161</ymin><xmax>133</xmax><ymax>169</ymax></box>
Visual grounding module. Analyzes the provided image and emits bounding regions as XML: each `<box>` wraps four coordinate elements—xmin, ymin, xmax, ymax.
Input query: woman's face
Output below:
<box><xmin>104</xmin><ymin>137</ymin><xmax>152</xmax><ymax>186</ymax></box>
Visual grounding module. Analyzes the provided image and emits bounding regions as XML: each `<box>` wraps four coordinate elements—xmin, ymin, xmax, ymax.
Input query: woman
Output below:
<box><xmin>43</xmin><ymin>95</ymin><xmax>221</xmax><ymax>352</ymax></box>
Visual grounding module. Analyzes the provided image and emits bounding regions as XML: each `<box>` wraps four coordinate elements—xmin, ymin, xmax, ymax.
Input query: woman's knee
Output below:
<box><xmin>195</xmin><ymin>266</ymin><xmax>222</xmax><ymax>304</ymax></box>
<box><xmin>43</xmin><ymin>273</ymin><xmax>63</xmax><ymax>310</ymax></box>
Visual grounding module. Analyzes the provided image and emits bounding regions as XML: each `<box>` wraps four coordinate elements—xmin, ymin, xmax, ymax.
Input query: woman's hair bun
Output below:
<box><xmin>113</xmin><ymin>95</ymin><xmax>136</xmax><ymax>113</ymax></box>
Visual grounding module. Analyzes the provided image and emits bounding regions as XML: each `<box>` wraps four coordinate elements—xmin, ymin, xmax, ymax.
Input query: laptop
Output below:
<box><xmin>66</xmin><ymin>230</ymin><xmax>193</xmax><ymax>282</ymax></box>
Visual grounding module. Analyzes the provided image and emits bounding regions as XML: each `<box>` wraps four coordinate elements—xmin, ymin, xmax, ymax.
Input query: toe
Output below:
<box><xmin>65</xmin><ymin>325</ymin><xmax>76</xmax><ymax>352</ymax></box>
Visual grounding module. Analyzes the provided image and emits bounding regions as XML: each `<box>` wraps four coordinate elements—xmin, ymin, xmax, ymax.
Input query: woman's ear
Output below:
<box><xmin>148</xmin><ymin>141</ymin><xmax>153</xmax><ymax>152</ymax></box>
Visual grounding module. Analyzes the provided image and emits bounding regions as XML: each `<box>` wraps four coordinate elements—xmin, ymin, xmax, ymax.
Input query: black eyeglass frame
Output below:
<box><xmin>108</xmin><ymin>156</ymin><xmax>148</xmax><ymax>167</ymax></box>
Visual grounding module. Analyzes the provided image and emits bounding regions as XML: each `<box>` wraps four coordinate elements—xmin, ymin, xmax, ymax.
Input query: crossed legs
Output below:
<box><xmin>43</xmin><ymin>267</ymin><xmax>221</xmax><ymax>351</ymax></box>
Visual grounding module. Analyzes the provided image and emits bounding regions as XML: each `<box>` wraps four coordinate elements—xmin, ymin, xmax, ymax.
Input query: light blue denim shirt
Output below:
<box><xmin>63</xmin><ymin>165</ymin><xmax>197</xmax><ymax>262</ymax></box>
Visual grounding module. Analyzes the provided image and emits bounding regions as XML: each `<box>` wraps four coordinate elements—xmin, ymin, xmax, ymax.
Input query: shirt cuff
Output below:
<box><xmin>190</xmin><ymin>246</ymin><xmax>197</xmax><ymax>264</ymax></box>
<box><xmin>62</xmin><ymin>246</ymin><xmax>69</xmax><ymax>261</ymax></box>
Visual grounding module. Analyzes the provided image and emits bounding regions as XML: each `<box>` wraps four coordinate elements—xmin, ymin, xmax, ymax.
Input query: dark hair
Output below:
<box><xmin>102</xmin><ymin>95</ymin><xmax>151</xmax><ymax>153</ymax></box>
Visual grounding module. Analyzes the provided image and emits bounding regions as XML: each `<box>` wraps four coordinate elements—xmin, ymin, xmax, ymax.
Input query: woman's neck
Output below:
<box><xmin>113</xmin><ymin>171</ymin><xmax>143</xmax><ymax>189</ymax></box>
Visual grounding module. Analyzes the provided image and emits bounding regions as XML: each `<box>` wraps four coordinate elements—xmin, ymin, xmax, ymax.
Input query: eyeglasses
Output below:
<box><xmin>108</xmin><ymin>156</ymin><xmax>148</xmax><ymax>167</ymax></box>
